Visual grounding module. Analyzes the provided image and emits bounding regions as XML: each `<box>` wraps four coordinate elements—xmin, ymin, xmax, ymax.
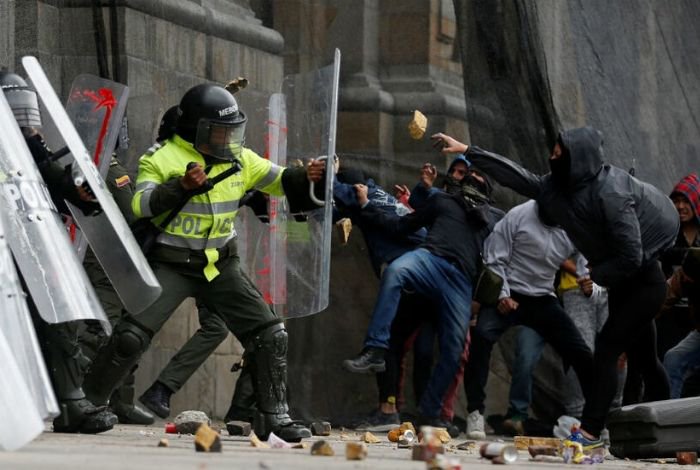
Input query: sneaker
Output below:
<box><xmin>353</xmin><ymin>409</ymin><xmax>400</xmax><ymax>432</ymax></box>
<box><xmin>502</xmin><ymin>416</ymin><xmax>525</xmax><ymax>436</ymax></box>
<box><xmin>566</xmin><ymin>427</ymin><xmax>605</xmax><ymax>452</ymax></box>
<box><xmin>342</xmin><ymin>347</ymin><xmax>386</xmax><ymax>374</ymax></box>
<box><xmin>466</xmin><ymin>410</ymin><xmax>486</xmax><ymax>439</ymax></box>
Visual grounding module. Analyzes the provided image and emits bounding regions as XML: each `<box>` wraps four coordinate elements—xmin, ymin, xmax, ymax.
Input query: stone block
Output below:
<box><xmin>174</xmin><ymin>410</ymin><xmax>211</xmax><ymax>434</ymax></box>
<box><xmin>226</xmin><ymin>420</ymin><xmax>251</xmax><ymax>436</ymax></box>
<box><xmin>310</xmin><ymin>421</ymin><xmax>331</xmax><ymax>436</ymax></box>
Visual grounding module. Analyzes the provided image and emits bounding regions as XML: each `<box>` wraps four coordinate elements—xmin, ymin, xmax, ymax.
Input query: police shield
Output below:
<box><xmin>267</xmin><ymin>49</ymin><xmax>340</xmax><ymax>317</ymax></box>
<box><xmin>64</xmin><ymin>74</ymin><xmax>129</xmax><ymax>260</ymax></box>
<box><xmin>0</xmin><ymin>209</ymin><xmax>59</xmax><ymax>422</ymax></box>
<box><xmin>0</xmin><ymin>329</ymin><xmax>45</xmax><ymax>451</ymax></box>
<box><xmin>0</xmin><ymin>90</ymin><xmax>110</xmax><ymax>329</ymax></box>
<box><xmin>233</xmin><ymin>89</ymin><xmax>286</xmax><ymax>306</ymax></box>
<box><xmin>23</xmin><ymin>56</ymin><xmax>162</xmax><ymax>314</ymax></box>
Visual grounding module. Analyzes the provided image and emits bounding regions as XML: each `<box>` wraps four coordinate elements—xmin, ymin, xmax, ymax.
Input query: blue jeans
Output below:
<box><xmin>509</xmin><ymin>326</ymin><xmax>545</xmax><ymax>419</ymax></box>
<box><xmin>365</xmin><ymin>248</ymin><xmax>473</xmax><ymax>417</ymax></box>
<box><xmin>663</xmin><ymin>330</ymin><xmax>700</xmax><ymax>398</ymax></box>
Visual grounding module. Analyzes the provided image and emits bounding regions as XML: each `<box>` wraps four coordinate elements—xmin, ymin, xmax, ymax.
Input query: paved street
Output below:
<box><xmin>0</xmin><ymin>422</ymin><xmax>681</xmax><ymax>470</ymax></box>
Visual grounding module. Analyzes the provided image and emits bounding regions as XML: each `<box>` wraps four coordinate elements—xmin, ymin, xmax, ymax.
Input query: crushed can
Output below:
<box><xmin>480</xmin><ymin>442</ymin><xmax>518</xmax><ymax>464</ymax></box>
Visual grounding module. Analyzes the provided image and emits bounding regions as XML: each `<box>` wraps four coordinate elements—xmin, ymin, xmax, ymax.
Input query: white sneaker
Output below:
<box><xmin>467</xmin><ymin>410</ymin><xmax>486</xmax><ymax>439</ymax></box>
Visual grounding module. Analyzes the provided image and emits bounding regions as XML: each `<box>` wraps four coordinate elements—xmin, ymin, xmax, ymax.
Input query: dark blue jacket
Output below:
<box><xmin>334</xmin><ymin>177</ymin><xmax>426</xmax><ymax>277</ymax></box>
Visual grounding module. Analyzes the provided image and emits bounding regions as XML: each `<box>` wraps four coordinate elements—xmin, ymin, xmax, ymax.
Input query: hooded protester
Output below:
<box><xmin>661</xmin><ymin>173</ymin><xmax>700</xmax><ymax>275</ymax></box>
<box><xmin>432</xmin><ymin>127</ymin><xmax>679</xmax><ymax>449</ymax></box>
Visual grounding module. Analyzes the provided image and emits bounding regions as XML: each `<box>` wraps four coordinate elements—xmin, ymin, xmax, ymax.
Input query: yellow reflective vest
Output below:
<box><xmin>132</xmin><ymin>135</ymin><xmax>284</xmax><ymax>281</ymax></box>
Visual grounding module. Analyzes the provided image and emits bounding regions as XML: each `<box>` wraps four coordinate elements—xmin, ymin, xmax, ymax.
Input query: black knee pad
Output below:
<box><xmin>113</xmin><ymin>318</ymin><xmax>152</xmax><ymax>359</ymax></box>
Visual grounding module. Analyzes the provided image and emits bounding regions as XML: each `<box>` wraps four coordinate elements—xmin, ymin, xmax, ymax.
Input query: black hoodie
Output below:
<box><xmin>463</xmin><ymin>126</ymin><xmax>679</xmax><ymax>287</ymax></box>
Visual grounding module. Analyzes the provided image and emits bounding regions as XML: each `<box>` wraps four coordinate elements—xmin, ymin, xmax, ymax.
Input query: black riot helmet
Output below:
<box><xmin>0</xmin><ymin>71</ymin><xmax>42</xmax><ymax>128</ymax></box>
<box><xmin>176</xmin><ymin>84</ymin><xmax>247</xmax><ymax>162</ymax></box>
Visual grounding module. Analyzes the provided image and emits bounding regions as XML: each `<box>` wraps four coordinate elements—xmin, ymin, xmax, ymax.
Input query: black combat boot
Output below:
<box><xmin>34</xmin><ymin>320</ymin><xmax>118</xmax><ymax>434</ymax></box>
<box><xmin>111</xmin><ymin>374</ymin><xmax>155</xmax><ymax>425</ymax></box>
<box><xmin>138</xmin><ymin>381</ymin><xmax>173</xmax><ymax>419</ymax></box>
<box><xmin>248</xmin><ymin>322</ymin><xmax>311</xmax><ymax>442</ymax></box>
<box><xmin>53</xmin><ymin>398</ymin><xmax>118</xmax><ymax>434</ymax></box>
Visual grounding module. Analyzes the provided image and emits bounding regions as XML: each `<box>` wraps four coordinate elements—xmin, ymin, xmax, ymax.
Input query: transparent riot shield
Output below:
<box><xmin>0</xmin><ymin>329</ymin><xmax>45</xmax><ymax>451</ymax></box>
<box><xmin>64</xmin><ymin>75</ymin><xmax>129</xmax><ymax>261</ymax></box>
<box><xmin>268</xmin><ymin>49</ymin><xmax>340</xmax><ymax>318</ymax></box>
<box><xmin>235</xmin><ymin>89</ymin><xmax>285</xmax><ymax>305</ymax></box>
<box><xmin>0</xmin><ymin>90</ymin><xmax>110</xmax><ymax>329</ymax></box>
<box><xmin>0</xmin><ymin>209</ymin><xmax>59</xmax><ymax>421</ymax></box>
<box><xmin>23</xmin><ymin>56</ymin><xmax>162</xmax><ymax>314</ymax></box>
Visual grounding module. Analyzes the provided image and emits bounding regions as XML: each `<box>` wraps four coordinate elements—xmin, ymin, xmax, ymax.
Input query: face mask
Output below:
<box><xmin>549</xmin><ymin>145</ymin><xmax>571</xmax><ymax>189</ymax></box>
<box><xmin>444</xmin><ymin>175</ymin><xmax>462</xmax><ymax>195</ymax></box>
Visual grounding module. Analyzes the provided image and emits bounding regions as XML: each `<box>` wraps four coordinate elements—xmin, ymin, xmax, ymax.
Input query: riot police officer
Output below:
<box><xmin>0</xmin><ymin>71</ymin><xmax>117</xmax><ymax>433</ymax></box>
<box><xmin>83</xmin><ymin>83</ymin><xmax>324</xmax><ymax>441</ymax></box>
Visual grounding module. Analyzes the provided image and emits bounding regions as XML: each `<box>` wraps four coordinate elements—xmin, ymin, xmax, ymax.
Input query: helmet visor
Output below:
<box><xmin>5</xmin><ymin>88</ymin><xmax>42</xmax><ymax>128</ymax></box>
<box><xmin>195</xmin><ymin>118</ymin><xmax>246</xmax><ymax>162</ymax></box>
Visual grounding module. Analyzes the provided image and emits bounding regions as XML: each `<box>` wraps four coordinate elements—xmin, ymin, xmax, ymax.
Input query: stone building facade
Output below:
<box><xmin>1</xmin><ymin>0</ymin><xmax>476</xmax><ymax>421</ymax></box>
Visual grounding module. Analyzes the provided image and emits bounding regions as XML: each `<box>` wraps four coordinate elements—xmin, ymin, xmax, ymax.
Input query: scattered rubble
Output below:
<box><xmin>174</xmin><ymin>410</ymin><xmax>211</xmax><ymax>435</ymax></box>
<box><xmin>250</xmin><ymin>432</ymin><xmax>270</xmax><ymax>449</ymax></box>
<box><xmin>310</xmin><ymin>440</ymin><xmax>334</xmax><ymax>456</ymax></box>
<box><xmin>345</xmin><ymin>442</ymin><xmax>367</xmax><ymax>460</ymax></box>
<box><xmin>226</xmin><ymin>420</ymin><xmax>251</xmax><ymax>437</ymax></box>
<box><xmin>310</xmin><ymin>421</ymin><xmax>331</xmax><ymax>436</ymax></box>
<box><xmin>194</xmin><ymin>424</ymin><xmax>222</xmax><ymax>453</ymax></box>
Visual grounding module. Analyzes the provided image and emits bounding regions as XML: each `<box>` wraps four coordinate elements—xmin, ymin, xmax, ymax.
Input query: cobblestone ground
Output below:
<box><xmin>0</xmin><ymin>423</ymin><xmax>682</xmax><ymax>470</ymax></box>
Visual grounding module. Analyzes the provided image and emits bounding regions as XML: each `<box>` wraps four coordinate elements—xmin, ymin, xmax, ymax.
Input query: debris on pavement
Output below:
<box><xmin>310</xmin><ymin>421</ymin><xmax>331</xmax><ymax>436</ymax></box>
<box><xmin>194</xmin><ymin>424</ymin><xmax>222</xmax><ymax>453</ymax></box>
<box><xmin>388</xmin><ymin>428</ymin><xmax>401</xmax><ymax>442</ymax></box>
<box><xmin>513</xmin><ymin>435</ymin><xmax>562</xmax><ymax>450</ymax></box>
<box><xmin>310</xmin><ymin>440</ymin><xmax>334</xmax><ymax>456</ymax></box>
<box><xmin>345</xmin><ymin>442</ymin><xmax>367</xmax><ymax>460</ymax></box>
<box><xmin>528</xmin><ymin>445</ymin><xmax>560</xmax><ymax>458</ymax></box>
<box><xmin>157</xmin><ymin>438</ymin><xmax>169</xmax><ymax>448</ymax></box>
<box><xmin>226</xmin><ymin>420</ymin><xmax>251</xmax><ymax>437</ymax></box>
<box><xmin>250</xmin><ymin>432</ymin><xmax>270</xmax><ymax>449</ymax></box>
<box><xmin>174</xmin><ymin>410</ymin><xmax>211</xmax><ymax>435</ymax></box>
<box><xmin>426</xmin><ymin>454</ymin><xmax>462</xmax><ymax>469</ymax></box>
<box><xmin>677</xmin><ymin>451</ymin><xmax>698</xmax><ymax>465</ymax></box>
<box><xmin>480</xmin><ymin>443</ymin><xmax>518</xmax><ymax>464</ymax></box>
<box><xmin>454</xmin><ymin>440</ymin><xmax>478</xmax><ymax>453</ymax></box>
<box><xmin>266</xmin><ymin>432</ymin><xmax>293</xmax><ymax>449</ymax></box>
<box><xmin>361</xmin><ymin>431</ymin><xmax>380</xmax><ymax>444</ymax></box>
